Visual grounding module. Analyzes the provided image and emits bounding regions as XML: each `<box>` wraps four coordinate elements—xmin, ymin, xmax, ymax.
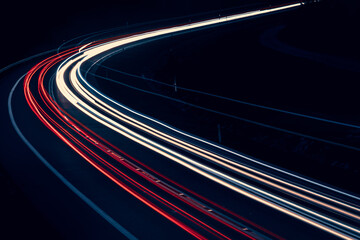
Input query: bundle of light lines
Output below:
<box><xmin>23</xmin><ymin>2</ymin><xmax>360</xmax><ymax>240</ymax></box>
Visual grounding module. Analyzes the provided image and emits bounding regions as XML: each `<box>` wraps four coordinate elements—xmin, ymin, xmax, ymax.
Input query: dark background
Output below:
<box><xmin>1</xmin><ymin>0</ymin><xmax>359</xmax><ymax>70</ymax></box>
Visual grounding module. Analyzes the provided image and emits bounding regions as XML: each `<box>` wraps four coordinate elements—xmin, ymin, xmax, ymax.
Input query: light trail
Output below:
<box><xmin>21</xmin><ymin>1</ymin><xmax>360</xmax><ymax>239</ymax></box>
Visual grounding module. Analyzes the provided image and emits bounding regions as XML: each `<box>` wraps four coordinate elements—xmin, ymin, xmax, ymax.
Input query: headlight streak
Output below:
<box><xmin>23</xmin><ymin>2</ymin><xmax>359</xmax><ymax>240</ymax></box>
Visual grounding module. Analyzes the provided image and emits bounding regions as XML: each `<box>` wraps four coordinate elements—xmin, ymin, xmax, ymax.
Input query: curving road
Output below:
<box><xmin>1</xmin><ymin>1</ymin><xmax>359</xmax><ymax>239</ymax></box>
